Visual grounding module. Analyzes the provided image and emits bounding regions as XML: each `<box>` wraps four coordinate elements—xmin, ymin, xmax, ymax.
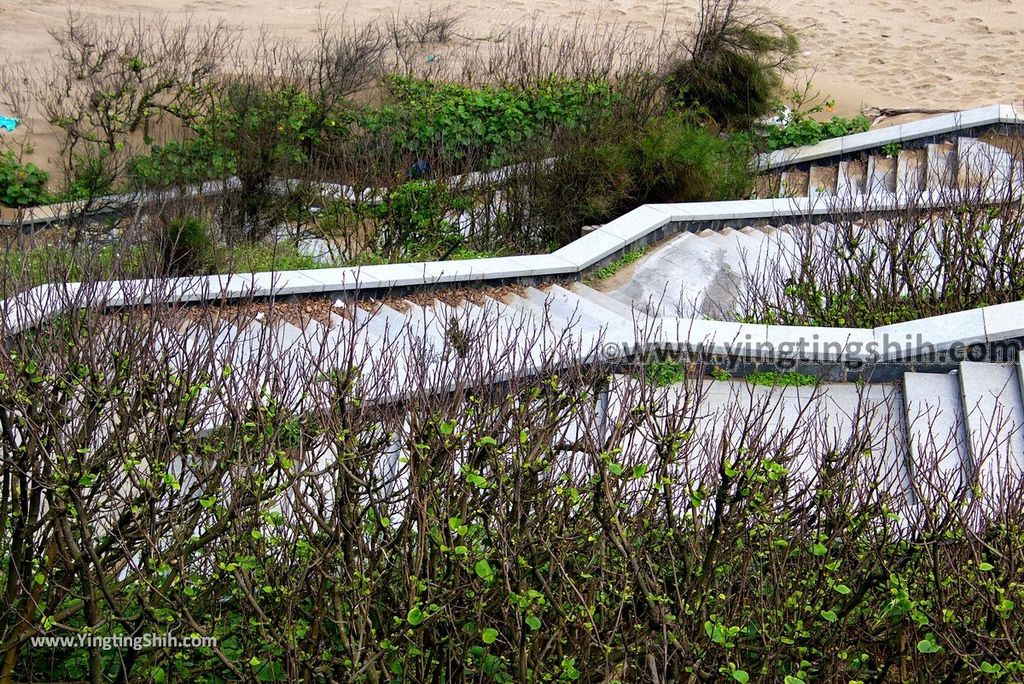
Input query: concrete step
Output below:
<box><xmin>571</xmin><ymin>282</ymin><xmax>648</xmax><ymax>324</ymax></box>
<box><xmin>957</xmin><ymin>137</ymin><xmax>1014</xmax><ymax>190</ymax></box>
<box><xmin>778</xmin><ymin>169</ymin><xmax>809</xmax><ymax>198</ymax></box>
<box><xmin>896</xmin><ymin>148</ymin><xmax>927</xmax><ymax>199</ymax></box>
<box><xmin>925</xmin><ymin>142</ymin><xmax>957</xmax><ymax>192</ymax></box>
<box><xmin>808</xmin><ymin>164</ymin><xmax>838</xmax><ymax>199</ymax></box>
<box><xmin>754</xmin><ymin>174</ymin><xmax>780</xmax><ymax>199</ymax></box>
<box><xmin>866</xmin><ymin>155</ymin><xmax>897</xmax><ymax>195</ymax></box>
<box><xmin>837</xmin><ymin>160</ymin><xmax>866</xmax><ymax>197</ymax></box>
<box><xmin>903</xmin><ymin>372</ymin><xmax>970</xmax><ymax>498</ymax></box>
<box><xmin>958</xmin><ymin>362</ymin><xmax>1024</xmax><ymax>487</ymax></box>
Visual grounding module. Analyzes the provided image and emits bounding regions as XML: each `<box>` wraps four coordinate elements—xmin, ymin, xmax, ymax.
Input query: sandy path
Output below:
<box><xmin>0</xmin><ymin>0</ymin><xmax>1021</xmax><ymax>170</ymax></box>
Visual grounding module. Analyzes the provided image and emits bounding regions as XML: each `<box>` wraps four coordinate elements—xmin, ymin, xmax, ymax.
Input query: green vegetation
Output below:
<box><xmin>540</xmin><ymin>114</ymin><xmax>755</xmax><ymax>243</ymax></box>
<box><xmin>0</xmin><ymin>238</ymin><xmax>318</xmax><ymax>297</ymax></box>
<box><xmin>711</xmin><ymin>366</ymin><xmax>731</xmax><ymax>381</ymax></box>
<box><xmin>667</xmin><ymin>0</ymin><xmax>799</xmax><ymax>128</ymax></box>
<box><xmin>369</xmin><ymin>180</ymin><xmax>472</xmax><ymax>260</ymax></box>
<box><xmin>881</xmin><ymin>141</ymin><xmax>902</xmax><ymax>158</ymax></box>
<box><xmin>759</xmin><ymin>89</ymin><xmax>872</xmax><ymax>151</ymax></box>
<box><xmin>763</xmin><ymin>109</ymin><xmax>871</xmax><ymax>151</ymax></box>
<box><xmin>7</xmin><ymin>330</ymin><xmax>1022</xmax><ymax>682</ymax></box>
<box><xmin>742</xmin><ymin>202</ymin><xmax>1024</xmax><ymax>327</ymax></box>
<box><xmin>746</xmin><ymin>369</ymin><xmax>818</xmax><ymax>387</ymax></box>
<box><xmin>367</xmin><ymin>75</ymin><xmax>617</xmax><ymax>163</ymax></box>
<box><xmin>0</xmin><ymin>152</ymin><xmax>50</xmax><ymax>207</ymax></box>
<box><xmin>591</xmin><ymin>246</ymin><xmax>649</xmax><ymax>280</ymax></box>
<box><xmin>645</xmin><ymin>359</ymin><xmax>688</xmax><ymax>386</ymax></box>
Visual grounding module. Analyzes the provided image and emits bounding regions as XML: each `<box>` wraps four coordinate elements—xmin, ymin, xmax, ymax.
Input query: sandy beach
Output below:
<box><xmin>0</xmin><ymin>0</ymin><xmax>1021</xmax><ymax>169</ymax></box>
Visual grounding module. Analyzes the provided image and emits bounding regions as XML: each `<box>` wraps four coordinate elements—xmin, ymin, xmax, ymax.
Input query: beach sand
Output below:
<box><xmin>0</xmin><ymin>0</ymin><xmax>1021</xmax><ymax>169</ymax></box>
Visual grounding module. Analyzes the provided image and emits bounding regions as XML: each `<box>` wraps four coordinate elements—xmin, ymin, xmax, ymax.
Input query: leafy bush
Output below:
<box><xmin>535</xmin><ymin>114</ymin><xmax>754</xmax><ymax>240</ymax></box>
<box><xmin>5</xmin><ymin>325</ymin><xmax>1024</xmax><ymax>682</ymax></box>
<box><xmin>130</xmin><ymin>138</ymin><xmax>235</xmax><ymax>188</ymax></box>
<box><xmin>369</xmin><ymin>180</ymin><xmax>471</xmax><ymax>259</ymax></box>
<box><xmin>645</xmin><ymin>359</ymin><xmax>688</xmax><ymax>386</ymax></box>
<box><xmin>763</xmin><ymin>109</ymin><xmax>871</xmax><ymax>151</ymax></box>
<box><xmin>0</xmin><ymin>152</ymin><xmax>49</xmax><ymax>207</ymax></box>
<box><xmin>365</xmin><ymin>75</ymin><xmax>617</xmax><ymax>163</ymax></box>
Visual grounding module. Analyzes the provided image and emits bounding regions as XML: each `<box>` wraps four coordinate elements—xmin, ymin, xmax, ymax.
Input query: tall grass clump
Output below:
<box><xmin>666</xmin><ymin>0</ymin><xmax>798</xmax><ymax>128</ymax></box>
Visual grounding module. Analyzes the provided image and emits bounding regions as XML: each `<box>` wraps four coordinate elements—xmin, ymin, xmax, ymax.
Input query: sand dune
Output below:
<box><xmin>0</xmin><ymin>0</ymin><xmax>1021</xmax><ymax>169</ymax></box>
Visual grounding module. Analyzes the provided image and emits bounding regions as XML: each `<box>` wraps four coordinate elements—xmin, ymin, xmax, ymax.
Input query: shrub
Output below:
<box><xmin>130</xmin><ymin>137</ymin><xmax>235</xmax><ymax>189</ymax></box>
<box><xmin>666</xmin><ymin>0</ymin><xmax>798</xmax><ymax>128</ymax></box>
<box><xmin>369</xmin><ymin>180</ymin><xmax>471</xmax><ymax>259</ymax></box>
<box><xmin>365</xmin><ymin>75</ymin><xmax>618</xmax><ymax>164</ymax></box>
<box><xmin>533</xmin><ymin>134</ymin><xmax>638</xmax><ymax>242</ymax></box>
<box><xmin>739</xmin><ymin>192</ymin><xmax>1024</xmax><ymax>327</ymax></box>
<box><xmin>158</xmin><ymin>215</ymin><xmax>215</xmax><ymax>275</ymax></box>
<box><xmin>634</xmin><ymin>113</ymin><xmax>754</xmax><ymax>202</ymax></box>
<box><xmin>534</xmin><ymin>114</ymin><xmax>754</xmax><ymax>241</ymax></box>
<box><xmin>0</xmin><ymin>151</ymin><xmax>49</xmax><ymax>207</ymax></box>
<box><xmin>763</xmin><ymin>111</ymin><xmax>871</xmax><ymax>150</ymax></box>
<box><xmin>761</xmin><ymin>96</ymin><xmax>872</xmax><ymax>151</ymax></box>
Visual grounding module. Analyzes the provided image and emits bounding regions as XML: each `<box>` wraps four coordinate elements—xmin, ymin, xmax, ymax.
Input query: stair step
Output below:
<box><xmin>778</xmin><ymin>169</ymin><xmax>809</xmax><ymax>198</ymax></box>
<box><xmin>754</xmin><ymin>174</ymin><xmax>780</xmax><ymax>199</ymax></box>
<box><xmin>895</xmin><ymin>148</ymin><xmax>927</xmax><ymax>199</ymax></box>
<box><xmin>865</xmin><ymin>155</ymin><xmax>897</xmax><ymax>195</ymax></box>
<box><xmin>958</xmin><ymin>362</ymin><xmax>1024</xmax><ymax>485</ymax></box>
<box><xmin>925</xmin><ymin>142</ymin><xmax>957</xmax><ymax>191</ymax></box>
<box><xmin>957</xmin><ymin>137</ymin><xmax>1014</xmax><ymax>190</ymax></box>
<box><xmin>808</xmin><ymin>164</ymin><xmax>837</xmax><ymax>199</ymax></box>
<box><xmin>530</xmin><ymin>285</ymin><xmax>631</xmax><ymax>334</ymax></box>
<box><xmin>903</xmin><ymin>372</ymin><xmax>970</xmax><ymax>497</ymax></box>
<box><xmin>352</xmin><ymin>302</ymin><xmax>408</xmax><ymax>344</ymax></box>
<box><xmin>571</xmin><ymin>282</ymin><xmax>647</xmax><ymax>324</ymax></box>
<box><xmin>837</xmin><ymin>160</ymin><xmax>866</xmax><ymax>197</ymax></box>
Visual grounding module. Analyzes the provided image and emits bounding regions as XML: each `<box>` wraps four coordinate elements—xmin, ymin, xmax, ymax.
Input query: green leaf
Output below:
<box><xmin>526</xmin><ymin>616</ymin><xmax>541</xmax><ymax>631</ymax></box>
<box><xmin>811</xmin><ymin>543</ymin><xmax>827</xmax><ymax>556</ymax></box>
<box><xmin>833</xmin><ymin>583</ymin><xmax>852</xmax><ymax>595</ymax></box>
<box><xmin>820</xmin><ymin>609</ymin><xmax>838</xmax><ymax>623</ymax></box>
<box><xmin>406</xmin><ymin>607</ymin><xmax>423</xmax><ymax>626</ymax></box>
<box><xmin>917</xmin><ymin>636</ymin><xmax>941</xmax><ymax>654</ymax></box>
<box><xmin>481</xmin><ymin>628</ymin><xmax>499</xmax><ymax>644</ymax></box>
<box><xmin>978</xmin><ymin>562</ymin><xmax>994</xmax><ymax>572</ymax></box>
<box><xmin>474</xmin><ymin>559</ymin><xmax>494</xmax><ymax>581</ymax></box>
<box><xmin>732</xmin><ymin>670</ymin><xmax>750</xmax><ymax>683</ymax></box>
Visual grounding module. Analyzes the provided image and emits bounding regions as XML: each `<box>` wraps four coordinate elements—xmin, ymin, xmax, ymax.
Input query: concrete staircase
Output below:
<box><xmin>142</xmin><ymin>281</ymin><xmax>1024</xmax><ymax>510</ymax></box>
<box><xmin>761</xmin><ymin>135</ymin><xmax>1024</xmax><ymax>201</ymax></box>
<box><xmin>595</xmin><ymin>224</ymin><xmax>799</xmax><ymax>318</ymax></box>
